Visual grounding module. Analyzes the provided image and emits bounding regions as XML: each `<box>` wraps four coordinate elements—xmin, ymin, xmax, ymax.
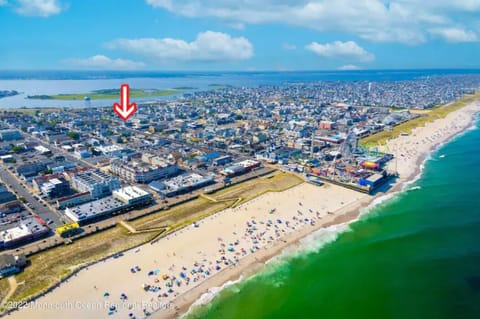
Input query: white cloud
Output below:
<box><xmin>15</xmin><ymin>0</ymin><xmax>62</xmax><ymax>17</ymax></box>
<box><xmin>0</xmin><ymin>0</ymin><xmax>8</xmax><ymax>6</ymax></box>
<box><xmin>105</xmin><ymin>31</ymin><xmax>254</xmax><ymax>63</ymax></box>
<box><xmin>65</xmin><ymin>55</ymin><xmax>145</xmax><ymax>70</ymax></box>
<box><xmin>145</xmin><ymin>0</ymin><xmax>480</xmax><ymax>44</ymax></box>
<box><xmin>306</xmin><ymin>41</ymin><xmax>374</xmax><ymax>62</ymax></box>
<box><xmin>410</xmin><ymin>0</ymin><xmax>480</xmax><ymax>12</ymax></box>
<box><xmin>429</xmin><ymin>27</ymin><xmax>478</xmax><ymax>42</ymax></box>
<box><xmin>338</xmin><ymin>64</ymin><xmax>361</xmax><ymax>70</ymax></box>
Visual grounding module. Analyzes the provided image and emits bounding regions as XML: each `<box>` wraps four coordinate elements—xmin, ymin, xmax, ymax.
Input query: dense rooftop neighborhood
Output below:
<box><xmin>0</xmin><ymin>73</ymin><xmax>479</xmax><ymax>261</ymax></box>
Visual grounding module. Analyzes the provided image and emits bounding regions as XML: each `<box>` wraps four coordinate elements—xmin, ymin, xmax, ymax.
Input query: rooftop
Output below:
<box><xmin>0</xmin><ymin>217</ymin><xmax>48</xmax><ymax>243</ymax></box>
<box><xmin>162</xmin><ymin>173</ymin><xmax>213</xmax><ymax>191</ymax></box>
<box><xmin>65</xmin><ymin>196</ymin><xmax>125</xmax><ymax>221</ymax></box>
<box><xmin>97</xmin><ymin>145</ymin><xmax>124</xmax><ymax>153</ymax></box>
<box><xmin>113</xmin><ymin>186</ymin><xmax>150</xmax><ymax>201</ymax></box>
<box><xmin>73</xmin><ymin>170</ymin><xmax>115</xmax><ymax>185</ymax></box>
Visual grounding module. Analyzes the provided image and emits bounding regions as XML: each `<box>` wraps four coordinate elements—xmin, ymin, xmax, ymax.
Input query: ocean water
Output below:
<box><xmin>186</xmin><ymin>115</ymin><xmax>480</xmax><ymax>319</ymax></box>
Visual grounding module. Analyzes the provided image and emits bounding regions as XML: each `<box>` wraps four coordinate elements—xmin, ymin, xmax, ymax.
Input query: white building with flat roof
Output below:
<box><xmin>97</xmin><ymin>145</ymin><xmax>124</xmax><ymax>157</ymax></box>
<box><xmin>65</xmin><ymin>186</ymin><xmax>152</xmax><ymax>223</ymax></box>
<box><xmin>155</xmin><ymin>173</ymin><xmax>214</xmax><ymax>197</ymax></box>
<box><xmin>71</xmin><ymin>170</ymin><xmax>120</xmax><ymax>199</ymax></box>
<box><xmin>65</xmin><ymin>196</ymin><xmax>125</xmax><ymax>223</ymax></box>
<box><xmin>113</xmin><ymin>186</ymin><xmax>152</xmax><ymax>205</ymax></box>
<box><xmin>34</xmin><ymin>145</ymin><xmax>51</xmax><ymax>154</ymax></box>
<box><xmin>0</xmin><ymin>217</ymin><xmax>49</xmax><ymax>248</ymax></box>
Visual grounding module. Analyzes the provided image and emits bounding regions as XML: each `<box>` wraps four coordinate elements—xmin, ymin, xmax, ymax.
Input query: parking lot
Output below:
<box><xmin>0</xmin><ymin>208</ymin><xmax>33</xmax><ymax>232</ymax></box>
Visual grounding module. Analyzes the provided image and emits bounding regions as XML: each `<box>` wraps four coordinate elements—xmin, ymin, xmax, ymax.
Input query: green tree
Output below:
<box><xmin>12</xmin><ymin>145</ymin><xmax>25</xmax><ymax>153</ymax></box>
<box><xmin>39</xmin><ymin>169</ymin><xmax>53</xmax><ymax>175</ymax></box>
<box><xmin>67</xmin><ymin>131</ymin><xmax>80</xmax><ymax>140</ymax></box>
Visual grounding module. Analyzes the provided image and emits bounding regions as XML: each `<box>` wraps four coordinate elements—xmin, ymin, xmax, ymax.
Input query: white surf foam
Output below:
<box><xmin>408</xmin><ymin>186</ymin><xmax>422</xmax><ymax>191</ymax></box>
<box><xmin>182</xmin><ymin>275</ymin><xmax>245</xmax><ymax>318</ymax></box>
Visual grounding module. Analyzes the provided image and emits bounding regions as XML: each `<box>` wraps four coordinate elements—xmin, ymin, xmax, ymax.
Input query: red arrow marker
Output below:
<box><xmin>113</xmin><ymin>84</ymin><xmax>137</xmax><ymax>121</ymax></box>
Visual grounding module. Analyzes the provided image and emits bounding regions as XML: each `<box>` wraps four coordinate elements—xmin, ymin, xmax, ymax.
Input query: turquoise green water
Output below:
<box><xmin>187</xmin><ymin>115</ymin><xmax>480</xmax><ymax>319</ymax></box>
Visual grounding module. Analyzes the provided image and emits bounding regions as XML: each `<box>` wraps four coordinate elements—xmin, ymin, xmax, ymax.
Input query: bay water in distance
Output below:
<box><xmin>1</xmin><ymin>69</ymin><xmax>480</xmax><ymax>108</ymax></box>
<box><xmin>186</xmin><ymin>115</ymin><xmax>480</xmax><ymax>319</ymax></box>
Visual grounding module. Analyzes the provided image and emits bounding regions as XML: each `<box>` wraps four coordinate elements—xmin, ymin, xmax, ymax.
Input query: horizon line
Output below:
<box><xmin>1</xmin><ymin>67</ymin><xmax>480</xmax><ymax>73</ymax></box>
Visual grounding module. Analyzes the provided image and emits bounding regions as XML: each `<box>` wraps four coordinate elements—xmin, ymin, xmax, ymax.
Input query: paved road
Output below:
<box><xmin>0</xmin><ymin>166</ymin><xmax>64</xmax><ymax>228</ymax></box>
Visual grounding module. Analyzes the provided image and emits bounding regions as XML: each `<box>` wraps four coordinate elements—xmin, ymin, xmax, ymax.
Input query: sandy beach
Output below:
<box><xmin>384</xmin><ymin>100</ymin><xmax>480</xmax><ymax>185</ymax></box>
<box><xmin>7</xmin><ymin>183</ymin><xmax>369</xmax><ymax>319</ymax></box>
<box><xmin>6</xmin><ymin>99</ymin><xmax>480</xmax><ymax>319</ymax></box>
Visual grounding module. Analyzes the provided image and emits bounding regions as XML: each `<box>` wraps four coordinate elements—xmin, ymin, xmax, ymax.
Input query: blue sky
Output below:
<box><xmin>1</xmin><ymin>0</ymin><xmax>480</xmax><ymax>70</ymax></box>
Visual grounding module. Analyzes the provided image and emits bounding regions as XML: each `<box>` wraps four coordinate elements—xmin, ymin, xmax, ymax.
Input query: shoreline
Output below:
<box><xmin>169</xmin><ymin>101</ymin><xmax>480</xmax><ymax>319</ymax></box>
<box><xmin>4</xmin><ymin>100</ymin><xmax>479</xmax><ymax>319</ymax></box>
<box><xmin>168</xmin><ymin>184</ymin><xmax>398</xmax><ymax>319</ymax></box>
<box><xmin>171</xmin><ymin>196</ymin><xmax>373</xmax><ymax>319</ymax></box>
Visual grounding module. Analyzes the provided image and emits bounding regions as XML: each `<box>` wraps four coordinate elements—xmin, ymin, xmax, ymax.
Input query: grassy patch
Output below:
<box><xmin>173</xmin><ymin>86</ymin><xmax>197</xmax><ymax>90</ymax></box>
<box><xmin>131</xmin><ymin>172</ymin><xmax>303</xmax><ymax>232</ymax></box>
<box><xmin>132</xmin><ymin>198</ymin><xmax>230</xmax><ymax>231</ymax></box>
<box><xmin>10</xmin><ymin>226</ymin><xmax>154</xmax><ymax>303</ymax></box>
<box><xmin>27</xmin><ymin>88</ymin><xmax>182</xmax><ymax>100</ymax></box>
<box><xmin>208</xmin><ymin>84</ymin><xmax>234</xmax><ymax>89</ymax></box>
<box><xmin>0</xmin><ymin>278</ymin><xmax>9</xmax><ymax>303</ymax></box>
<box><xmin>0</xmin><ymin>108</ymin><xmax>61</xmax><ymax>115</ymax></box>
<box><xmin>215</xmin><ymin>172</ymin><xmax>302</xmax><ymax>204</ymax></box>
<box><xmin>361</xmin><ymin>92</ymin><xmax>480</xmax><ymax>146</ymax></box>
